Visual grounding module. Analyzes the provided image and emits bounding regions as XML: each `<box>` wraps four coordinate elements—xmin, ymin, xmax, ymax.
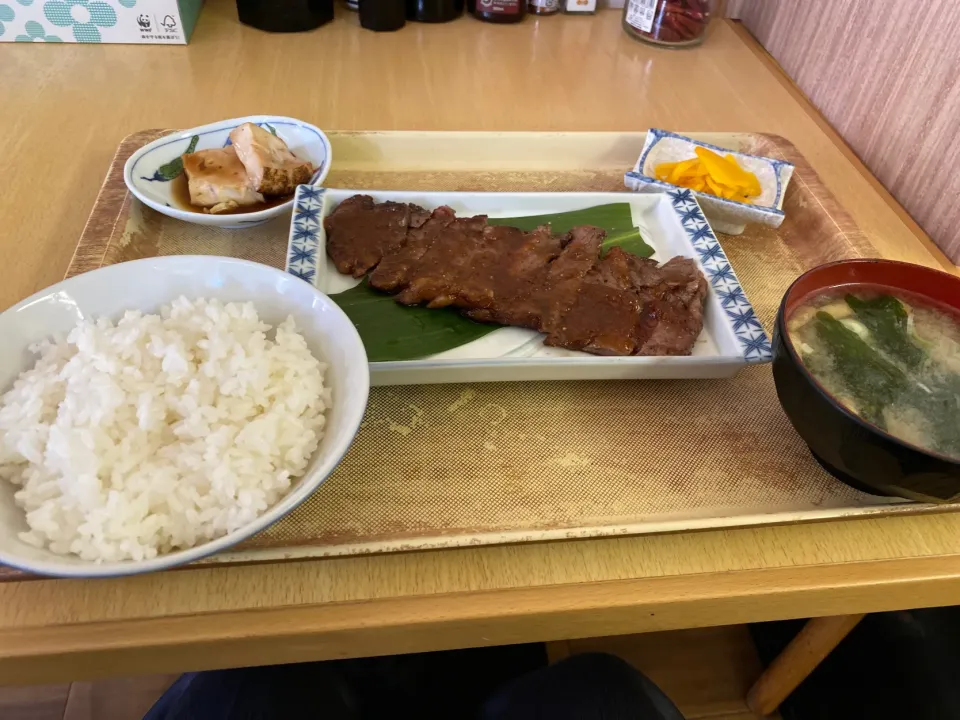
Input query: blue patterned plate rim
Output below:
<box><xmin>662</xmin><ymin>187</ymin><xmax>772</xmax><ymax>362</ymax></box>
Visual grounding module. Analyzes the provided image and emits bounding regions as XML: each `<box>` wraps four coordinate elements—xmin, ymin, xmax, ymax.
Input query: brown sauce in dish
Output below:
<box><xmin>170</xmin><ymin>174</ymin><xmax>294</xmax><ymax>216</ymax></box>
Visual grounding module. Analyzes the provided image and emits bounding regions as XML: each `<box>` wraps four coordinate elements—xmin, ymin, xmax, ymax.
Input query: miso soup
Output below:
<box><xmin>787</xmin><ymin>286</ymin><xmax>960</xmax><ymax>460</ymax></box>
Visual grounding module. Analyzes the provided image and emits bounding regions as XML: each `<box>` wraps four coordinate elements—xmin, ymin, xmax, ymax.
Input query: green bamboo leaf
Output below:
<box><xmin>600</xmin><ymin>226</ymin><xmax>654</xmax><ymax>259</ymax></box>
<box><xmin>331</xmin><ymin>204</ymin><xmax>653</xmax><ymax>361</ymax></box>
<box><xmin>331</xmin><ymin>281</ymin><xmax>495</xmax><ymax>362</ymax></box>
<box><xmin>489</xmin><ymin>203</ymin><xmax>653</xmax><ymax>258</ymax></box>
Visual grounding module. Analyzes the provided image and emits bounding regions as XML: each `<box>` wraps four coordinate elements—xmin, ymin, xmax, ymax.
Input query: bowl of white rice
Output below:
<box><xmin>0</xmin><ymin>256</ymin><xmax>369</xmax><ymax>578</ymax></box>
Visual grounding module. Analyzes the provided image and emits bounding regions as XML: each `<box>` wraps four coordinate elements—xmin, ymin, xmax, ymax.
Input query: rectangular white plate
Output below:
<box><xmin>286</xmin><ymin>187</ymin><xmax>771</xmax><ymax>386</ymax></box>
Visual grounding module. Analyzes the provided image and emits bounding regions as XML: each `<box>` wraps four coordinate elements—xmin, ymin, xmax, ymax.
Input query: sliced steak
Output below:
<box><xmin>464</xmin><ymin>225</ymin><xmax>566</xmax><ymax>329</ymax></box>
<box><xmin>394</xmin><ymin>214</ymin><xmax>489</xmax><ymax>308</ymax></box>
<box><xmin>323</xmin><ymin>195</ymin><xmax>709</xmax><ymax>357</ymax></box>
<box><xmin>537</xmin><ymin>225</ymin><xmax>606</xmax><ymax>333</ymax></box>
<box><xmin>324</xmin><ymin>195</ymin><xmax>429</xmax><ymax>278</ymax></box>
<box><xmin>633</xmin><ymin>256</ymin><xmax>708</xmax><ymax>356</ymax></box>
<box><xmin>542</xmin><ymin>247</ymin><xmax>656</xmax><ymax>356</ymax></box>
<box><xmin>369</xmin><ymin>206</ymin><xmax>456</xmax><ymax>292</ymax></box>
<box><xmin>452</xmin><ymin>224</ymin><xmax>529</xmax><ymax>312</ymax></box>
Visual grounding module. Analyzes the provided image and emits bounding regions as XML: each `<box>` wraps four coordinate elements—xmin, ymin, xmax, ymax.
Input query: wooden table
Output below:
<box><xmin>1</xmin><ymin>2</ymin><xmax>958</xmax><ymax>688</ymax></box>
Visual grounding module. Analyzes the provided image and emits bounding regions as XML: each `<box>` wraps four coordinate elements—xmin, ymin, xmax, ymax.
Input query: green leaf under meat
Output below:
<box><xmin>330</xmin><ymin>281</ymin><xmax>495</xmax><ymax>362</ymax></box>
<box><xmin>845</xmin><ymin>294</ymin><xmax>926</xmax><ymax>368</ymax></box>
<box><xmin>488</xmin><ymin>203</ymin><xmax>654</xmax><ymax>259</ymax></box>
<box><xmin>330</xmin><ymin>203</ymin><xmax>653</xmax><ymax>362</ymax></box>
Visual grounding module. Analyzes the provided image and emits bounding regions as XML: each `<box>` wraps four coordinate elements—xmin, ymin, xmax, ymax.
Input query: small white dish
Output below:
<box><xmin>625</xmin><ymin>129</ymin><xmax>794</xmax><ymax>235</ymax></box>
<box><xmin>286</xmin><ymin>186</ymin><xmax>772</xmax><ymax>386</ymax></box>
<box><xmin>0</xmin><ymin>256</ymin><xmax>369</xmax><ymax>578</ymax></box>
<box><xmin>123</xmin><ymin>116</ymin><xmax>332</xmax><ymax>230</ymax></box>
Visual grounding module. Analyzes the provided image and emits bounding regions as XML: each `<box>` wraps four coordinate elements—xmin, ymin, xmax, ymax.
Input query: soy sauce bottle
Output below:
<box><xmin>360</xmin><ymin>0</ymin><xmax>406</xmax><ymax>30</ymax></box>
<box><xmin>236</xmin><ymin>0</ymin><xmax>334</xmax><ymax>31</ymax></box>
<box><xmin>468</xmin><ymin>0</ymin><xmax>526</xmax><ymax>23</ymax></box>
<box><xmin>408</xmin><ymin>0</ymin><xmax>463</xmax><ymax>21</ymax></box>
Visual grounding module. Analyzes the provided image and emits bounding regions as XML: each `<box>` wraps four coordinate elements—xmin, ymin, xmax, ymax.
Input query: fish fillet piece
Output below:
<box><xmin>229</xmin><ymin>122</ymin><xmax>315</xmax><ymax>196</ymax></box>
<box><xmin>182</xmin><ymin>146</ymin><xmax>264</xmax><ymax>212</ymax></box>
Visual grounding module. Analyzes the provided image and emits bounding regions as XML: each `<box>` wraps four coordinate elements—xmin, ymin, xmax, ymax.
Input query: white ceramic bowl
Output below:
<box><xmin>123</xmin><ymin>115</ymin><xmax>332</xmax><ymax>230</ymax></box>
<box><xmin>0</xmin><ymin>256</ymin><xmax>369</xmax><ymax>578</ymax></box>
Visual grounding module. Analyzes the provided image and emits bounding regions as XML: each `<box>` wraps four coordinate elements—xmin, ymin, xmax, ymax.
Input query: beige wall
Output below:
<box><xmin>732</xmin><ymin>0</ymin><xmax>960</xmax><ymax>263</ymax></box>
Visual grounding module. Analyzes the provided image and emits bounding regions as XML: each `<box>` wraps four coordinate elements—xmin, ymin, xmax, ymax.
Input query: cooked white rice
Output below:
<box><xmin>0</xmin><ymin>297</ymin><xmax>329</xmax><ymax>562</ymax></box>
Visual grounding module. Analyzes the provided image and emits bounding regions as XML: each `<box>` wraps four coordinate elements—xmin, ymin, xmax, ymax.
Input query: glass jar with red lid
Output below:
<box><xmin>622</xmin><ymin>0</ymin><xmax>713</xmax><ymax>47</ymax></box>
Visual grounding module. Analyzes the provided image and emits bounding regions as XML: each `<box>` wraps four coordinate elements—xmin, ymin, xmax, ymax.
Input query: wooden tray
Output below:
<box><xmin>3</xmin><ymin>131</ymin><xmax>955</xmax><ymax>581</ymax></box>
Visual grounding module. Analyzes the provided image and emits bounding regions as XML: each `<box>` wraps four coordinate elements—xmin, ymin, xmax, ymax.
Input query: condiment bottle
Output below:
<box><xmin>529</xmin><ymin>0</ymin><xmax>559</xmax><ymax>15</ymax></box>
<box><xmin>236</xmin><ymin>0</ymin><xmax>334</xmax><ymax>31</ymax></box>
<box><xmin>622</xmin><ymin>0</ymin><xmax>713</xmax><ymax>47</ymax></box>
<box><xmin>360</xmin><ymin>0</ymin><xmax>407</xmax><ymax>30</ymax></box>
<box><xmin>468</xmin><ymin>0</ymin><xmax>526</xmax><ymax>23</ymax></box>
<box><xmin>408</xmin><ymin>0</ymin><xmax>464</xmax><ymax>21</ymax></box>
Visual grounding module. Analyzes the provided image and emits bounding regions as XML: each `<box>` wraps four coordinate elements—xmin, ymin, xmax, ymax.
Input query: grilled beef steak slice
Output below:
<box><xmin>542</xmin><ymin>247</ymin><xmax>657</xmax><ymax>355</ymax></box>
<box><xmin>369</xmin><ymin>206</ymin><xmax>457</xmax><ymax>292</ymax></box>
<box><xmin>394</xmin><ymin>214</ymin><xmax>490</xmax><ymax>308</ymax></box>
<box><xmin>535</xmin><ymin>225</ymin><xmax>606</xmax><ymax>334</ymax></box>
<box><xmin>634</xmin><ymin>256</ymin><xmax>708</xmax><ymax>356</ymax></box>
<box><xmin>325</xmin><ymin>195</ymin><xmax>429</xmax><ymax>278</ymax></box>
<box><xmin>323</xmin><ymin>195</ymin><xmax>708</xmax><ymax>357</ymax></box>
<box><xmin>464</xmin><ymin>225</ymin><xmax>567</xmax><ymax>328</ymax></box>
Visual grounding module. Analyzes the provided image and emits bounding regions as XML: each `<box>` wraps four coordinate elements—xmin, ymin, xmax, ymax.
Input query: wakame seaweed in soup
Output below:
<box><xmin>787</xmin><ymin>287</ymin><xmax>960</xmax><ymax>460</ymax></box>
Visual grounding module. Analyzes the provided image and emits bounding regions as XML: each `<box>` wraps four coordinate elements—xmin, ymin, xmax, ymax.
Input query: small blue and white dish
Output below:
<box><xmin>625</xmin><ymin>129</ymin><xmax>794</xmax><ymax>235</ymax></box>
<box><xmin>123</xmin><ymin>115</ymin><xmax>332</xmax><ymax>230</ymax></box>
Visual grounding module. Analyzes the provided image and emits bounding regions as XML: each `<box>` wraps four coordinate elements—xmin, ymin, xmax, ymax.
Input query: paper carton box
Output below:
<box><xmin>0</xmin><ymin>0</ymin><xmax>203</xmax><ymax>44</ymax></box>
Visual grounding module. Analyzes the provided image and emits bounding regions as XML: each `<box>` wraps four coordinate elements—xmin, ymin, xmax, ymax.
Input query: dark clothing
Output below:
<box><xmin>145</xmin><ymin>651</ymin><xmax>684</xmax><ymax>720</ymax></box>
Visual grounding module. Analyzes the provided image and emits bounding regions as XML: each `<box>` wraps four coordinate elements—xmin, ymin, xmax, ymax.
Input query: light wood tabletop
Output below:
<box><xmin>1</xmin><ymin>1</ymin><xmax>959</xmax><ymax>686</ymax></box>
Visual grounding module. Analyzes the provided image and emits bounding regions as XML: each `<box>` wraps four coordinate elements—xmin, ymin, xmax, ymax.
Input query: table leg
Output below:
<box><xmin>746</xmin><ymin>614</ymin><xmax>865</xmax><ymax>717</ymax></box>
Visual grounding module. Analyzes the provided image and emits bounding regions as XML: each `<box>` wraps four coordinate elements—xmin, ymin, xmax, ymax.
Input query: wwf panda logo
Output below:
<box><xmin>137</xmin><ymin>14</ymin><xmax>151</xmax><ymax>29</ymax></box>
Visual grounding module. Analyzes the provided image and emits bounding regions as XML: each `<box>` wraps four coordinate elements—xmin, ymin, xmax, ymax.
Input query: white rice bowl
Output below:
<box><xmin>0</xmin><ymin>297</ymin><xmax>330</xmax><ymax>563</ymax></box>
